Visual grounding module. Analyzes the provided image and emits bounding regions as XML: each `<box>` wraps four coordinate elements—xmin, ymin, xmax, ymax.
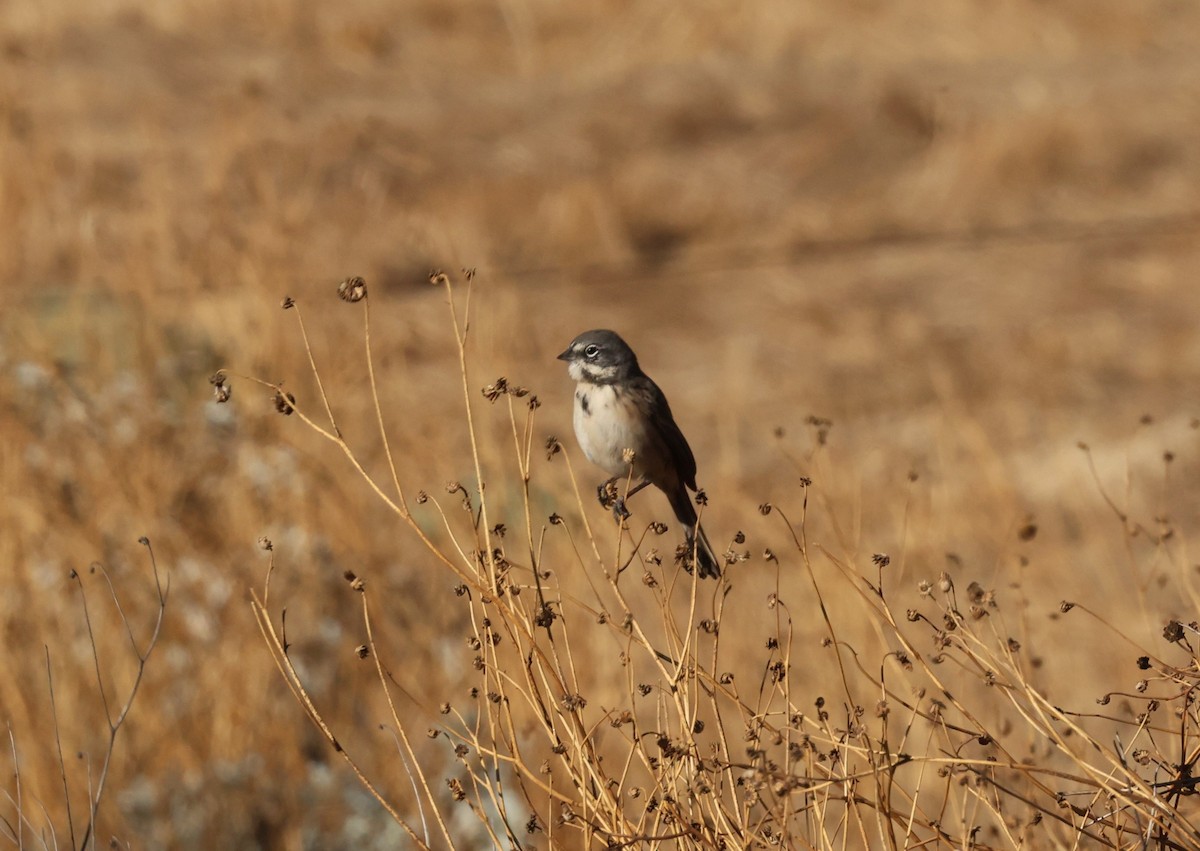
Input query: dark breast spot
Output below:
<box><xmin>578</xmin><ymin>391</ymin><xmax>590</xmax><ymax>416</ymax></box>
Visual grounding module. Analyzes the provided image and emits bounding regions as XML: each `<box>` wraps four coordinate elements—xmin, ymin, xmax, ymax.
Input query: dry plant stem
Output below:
<box><xmin>441</xmin><ymin>277</ymin><xmax>497</xmax><ymax>593</ymax></box>
<box><xmin>359</xmin><ymin>592</ymin><xmax>452</xmax><ymax>848</ymax></box>
<box><xmin>75</xmin><ymin>540</ymin><xmax>169</xmax><ymax>851</ymax></box>
<box><xmin>44</xmin><ymin>650</ymin><xmax>74</xmax><ymax>851</ymax></box>
<box><xmin>288</xmin><ymin>303</ymin><xmax>340</xmax><ymax>436</ymax></box>
<box><xmin>225</xmin><ymin>370</ymin><xmax>481</xmax><ymax>589</ymax></box>
<box><xmin>3</xmin><ymin>725</ymin><xmax>20</xmax><ymax>848</ymax></box>
<box><xmin>248</xmin><ymin>584</ymin><xmax>431</xmax><ymax>849</ymax></box>
<box><xmin>362</xmin><ymin>295</ymin><xmax>409</xmax><ymax>514</ymax></box>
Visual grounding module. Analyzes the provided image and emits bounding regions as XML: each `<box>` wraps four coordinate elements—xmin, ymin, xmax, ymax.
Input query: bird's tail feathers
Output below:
<box><xmin>689</xmin><ymin>523</ymin><xmax>722</xmax><ymax>579</ymax></box>
<box><xmin>668</xmin><ymin>486</ymin><xmax>721</xmax><ymax>579</ymax></box>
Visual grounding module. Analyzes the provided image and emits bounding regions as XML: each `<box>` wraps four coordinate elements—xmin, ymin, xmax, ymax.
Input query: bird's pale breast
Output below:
<box><xmin>573</xmin><ymin>383</ymin><xmax>646</xmax><ymax>478</ymax></box>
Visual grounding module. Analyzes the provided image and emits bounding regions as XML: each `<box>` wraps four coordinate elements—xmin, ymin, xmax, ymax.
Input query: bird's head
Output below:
<box><xmin>557</xmin><ymin>329</ymin><xmax>639</xmax><ymax>384</ymax></box>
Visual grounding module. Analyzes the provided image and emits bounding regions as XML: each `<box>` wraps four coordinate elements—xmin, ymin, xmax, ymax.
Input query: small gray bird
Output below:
<box><xmin>557</xmin><ymin>329</ymin><xmax>721</xmax><ymax>579</ymax></box>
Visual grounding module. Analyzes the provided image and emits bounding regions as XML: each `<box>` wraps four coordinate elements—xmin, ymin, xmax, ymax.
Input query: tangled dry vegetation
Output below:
<box><xmin>206</xmin><ymin>273</ymin><xmax>1198</xmax><ymax>850</ymax></box>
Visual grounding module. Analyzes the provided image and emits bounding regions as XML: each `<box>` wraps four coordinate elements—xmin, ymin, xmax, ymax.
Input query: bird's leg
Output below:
<box><xmin>611</xmin><ymin>479</ymin><xmax>651</xmax><ymax>522</ymax></box>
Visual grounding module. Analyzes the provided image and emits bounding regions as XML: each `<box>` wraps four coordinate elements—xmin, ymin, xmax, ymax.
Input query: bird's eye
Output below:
<box><xmin>583</xmin><ymin>344</ymin><xmax>600</xmax><ymax>358</ymax></box>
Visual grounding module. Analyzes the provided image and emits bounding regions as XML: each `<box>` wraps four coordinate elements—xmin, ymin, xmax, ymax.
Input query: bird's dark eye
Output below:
<box><xmin>583</xmin><ymin>344</ymin><xmax>600</xmax><ymax>358</ymax></box>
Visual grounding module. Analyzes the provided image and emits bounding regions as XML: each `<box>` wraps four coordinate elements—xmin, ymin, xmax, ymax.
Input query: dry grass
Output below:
<box><xmin>3</xmin><ymin>0</ymin><xmax>1200</xmax><ymax>847</ymax></box>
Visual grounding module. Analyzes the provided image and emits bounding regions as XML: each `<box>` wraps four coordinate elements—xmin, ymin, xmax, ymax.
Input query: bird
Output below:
<box><xmin>557</xmin><ymin>329</ymin><xmax>721</xmax><ymax>579</ymax></box>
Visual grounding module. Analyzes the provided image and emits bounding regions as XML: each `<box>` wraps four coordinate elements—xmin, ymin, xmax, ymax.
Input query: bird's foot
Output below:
<box><xmin>611</xmin><ymin>497</ymin><xmax>631</xmax><ymax>523</ymax></box>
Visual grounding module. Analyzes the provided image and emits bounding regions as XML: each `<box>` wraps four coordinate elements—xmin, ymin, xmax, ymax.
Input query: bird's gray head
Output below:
<box><xmin>557</xmin><ymin>329</ymin><xmax>640</xmax><ymax>384</ymax></box>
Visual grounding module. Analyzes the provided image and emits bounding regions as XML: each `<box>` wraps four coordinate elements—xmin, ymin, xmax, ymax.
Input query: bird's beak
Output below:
<box><xmin>556</xmin><ymin>347</ymin><xmax>572</xmax><ymax>362</ymax></box>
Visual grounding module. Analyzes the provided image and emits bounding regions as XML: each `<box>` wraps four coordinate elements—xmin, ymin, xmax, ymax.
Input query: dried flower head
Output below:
<box><xmin>209</xmin><ymin>371</ymin><xmax>232</xmax><ymax>403</ymax></box>
<box><xmin>337</xmin><ymin>276</ymin><xmax>367</xmax><ymax>302</ymax></box>
<box><xmin>482</xmin><ymin>377</ymin><xmax>509</xmax><ymax>402</ymax></box>
<box><xmin>273</xmin><ymin>390</ymin><xmax>296</xmax><ymax>415</ymax></box>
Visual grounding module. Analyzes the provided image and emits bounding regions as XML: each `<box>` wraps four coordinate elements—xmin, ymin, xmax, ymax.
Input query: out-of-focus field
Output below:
<box><xmin>2</xmin><ymin>0</ymin><xmax>1200</xmax><ymax>847</ymax></box>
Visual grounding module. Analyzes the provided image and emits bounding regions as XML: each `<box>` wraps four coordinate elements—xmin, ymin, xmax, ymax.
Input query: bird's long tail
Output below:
<box><xmin>668</xmin><ymin>487</ymin><xmax>722</xmax><ymax>579</ymax></box>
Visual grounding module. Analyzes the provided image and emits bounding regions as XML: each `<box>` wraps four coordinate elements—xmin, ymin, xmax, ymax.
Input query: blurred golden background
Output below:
<box><xmin>2</xmin><ymin>0</ymin><xmax>1199</xmax><ymax>847</ymax></box>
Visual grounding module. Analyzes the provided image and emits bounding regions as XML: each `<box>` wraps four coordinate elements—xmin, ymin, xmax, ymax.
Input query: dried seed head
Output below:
<box><xmin>621</xmin><ymin>447</ymin><xmax>637</xmax><ymax>464</ymax></box>
<box><xmin>695</xmin><ymin>489</ymin><xmax>708</xmax><ymax>506</ymax></box>
<box><xmin>273</xmin><ymin>390</ymin><xmax>296</xmax><ymax>415</ymax></box>
<box><xmin>258</xmin><ymin>536</ymin><xmax>273</xmax><ymax>551</ymax></box>
<box><xmin>355</xmin><ymin>645</ymin><xmax>369</xmax><ymax>659</ymax></box>
<box><xmin>967</xmin><ymin>582</ymin><xmax>989</xmax><ymax>604</ymax></box>
<box><xmin>534</xmin><ymin>603</ymin><xmax>555</xmax><ymax>628</ymax></box>
<box><xmin>758</xmin><ymin>503</ymin><xmax>772</xmax><ymax>515</ymax></box>
<box><xmin>561</xmin><ymin>693</ymin><xmax>587</xmax><ymax>711</ymax></box>
<box><xmin>209</xmin><ymin>371</ymin><xmax>232</xmax><ymax>403</ymax></box>
<box><xmin>482</xmin><ymin>377</ymin><xmax>508</xmax><ymax>402</ymax></box>
<box><xmin>337</xmin><ymin>276</ymin><xmax>367</xmax><ymax>302</ymax></box>
<box><xmin>872</xmin><ymin>553</ymin><xmax>890</xmax><ymax>568</ymax></box>
<box><xmin>805</xmin><ymin>415</ymin><xmax>832</xmax><ymax>445</ymax></box>
<box><xmin>281</xmin><ymin>296</ymin><xmax>295</xmax><ymax>309</ymax></box>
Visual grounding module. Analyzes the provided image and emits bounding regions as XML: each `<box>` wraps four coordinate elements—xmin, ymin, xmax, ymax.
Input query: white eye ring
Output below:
<box><xmin>583</xmin><ymin>344</ymin><xmax>600</xmax><ymax>358</ymax></box>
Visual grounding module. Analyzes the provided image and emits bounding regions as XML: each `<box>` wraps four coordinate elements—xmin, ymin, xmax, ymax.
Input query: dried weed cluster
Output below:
<box><xmin>204</xmin><ymin>275</ymin><xmax>1200</xmax><ymax>850</ymax></box>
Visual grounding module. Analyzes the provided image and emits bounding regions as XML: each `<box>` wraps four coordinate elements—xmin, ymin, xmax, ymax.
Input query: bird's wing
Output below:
<box><xmin>643</xmin><ymin>379</ymin><xmax>698</xmax><ymax>491</ymax></box>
